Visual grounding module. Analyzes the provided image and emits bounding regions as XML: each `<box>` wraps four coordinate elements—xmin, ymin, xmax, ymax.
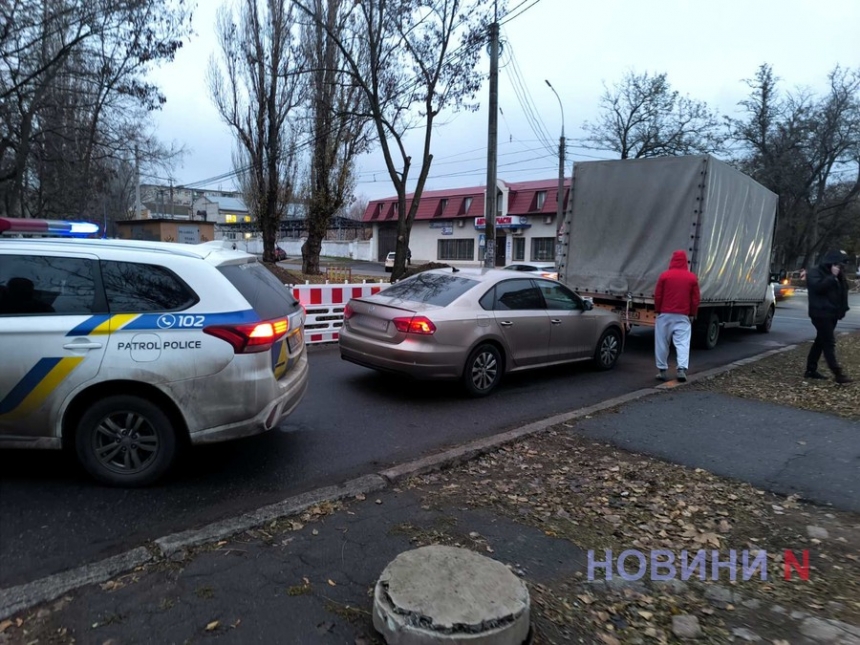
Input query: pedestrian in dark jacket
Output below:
<box><xmin>805</xmin><ymin>249</ymin><xmax>852</xmax><ymax>383</ymax></box>
<box><xmin>654</xmin><ymin>250</ymin><xmax>701</xmax><ymax>382</ymax></box>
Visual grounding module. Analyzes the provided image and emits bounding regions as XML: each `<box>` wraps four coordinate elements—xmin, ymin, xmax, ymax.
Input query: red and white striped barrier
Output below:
<box><xmin>292</xmin><ymin>283</ymin><xmax>390</xmax><ymax>344</ymax></box>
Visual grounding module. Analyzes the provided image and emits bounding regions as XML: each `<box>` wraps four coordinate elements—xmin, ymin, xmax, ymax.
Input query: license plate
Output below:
<box><xmin>613</xmin><ymin>309</ymin><xmax>641</xmax><ymax>320</ymax></box>
<box><xmin>288</xmin><ymin>329</ymin><xmax>303</xmax><ymax>353</ymax></box>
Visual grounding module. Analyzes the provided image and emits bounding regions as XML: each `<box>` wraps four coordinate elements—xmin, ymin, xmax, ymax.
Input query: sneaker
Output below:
<box><xmin>656</xmin><ymin>370</ymin><xmax>668</xmax><ymax>381</ymax></box>
<box><xmin>676</xmin><ymin>369</ymin><xmax>687</xmax><ymax>382</ymax></box>
<box><xmin>803</xmin><ymin>370</ymin><xmax>828</xmax><ymax>380</ymax></box>
<box><xmin>835</xmin><ymin>373</ymin><xmax>854</xmax><ymax>384</ymax></box>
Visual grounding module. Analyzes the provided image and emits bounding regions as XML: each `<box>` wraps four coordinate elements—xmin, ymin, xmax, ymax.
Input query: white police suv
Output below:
<box><xmin>0</xmin><ymin>220</ymin><xmax>309</xmax><ymax>486</ymax></box>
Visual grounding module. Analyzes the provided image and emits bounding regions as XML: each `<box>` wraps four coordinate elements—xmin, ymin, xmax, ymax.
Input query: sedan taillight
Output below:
<box><xmin>392</xmin><ymin>315</ymin><xmax>436</xmax><ymax>335</ymax></box>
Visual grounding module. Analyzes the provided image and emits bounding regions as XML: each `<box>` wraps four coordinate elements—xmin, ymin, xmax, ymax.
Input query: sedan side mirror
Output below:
<box><xmin>583</xmin><ymin>300</ymin><xmax>594</xmax><ymax>311</ymax></box>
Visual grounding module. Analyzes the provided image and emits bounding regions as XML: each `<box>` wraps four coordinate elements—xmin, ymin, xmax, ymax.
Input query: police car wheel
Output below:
<box><xmin>75</xmin><ymin>396</ymin><xmax>177</xmax><ymax>487</ymax></box>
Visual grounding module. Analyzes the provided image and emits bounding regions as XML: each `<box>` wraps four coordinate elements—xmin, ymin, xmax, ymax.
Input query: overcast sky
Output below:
<box><xmin>147</xmin><ymin>0</ymin><xmax>860</xmax><ymax>201</ymax></box>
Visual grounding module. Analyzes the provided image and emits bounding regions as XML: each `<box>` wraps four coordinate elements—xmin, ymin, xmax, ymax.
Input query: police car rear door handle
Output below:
<box><xmin>63</xmin><ymin>340</ymin><xmax>103</xmax><ymax>350</ymax></box>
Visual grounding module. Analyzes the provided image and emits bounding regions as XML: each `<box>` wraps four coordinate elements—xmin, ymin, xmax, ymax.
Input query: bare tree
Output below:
<box><xmin>209</xmin><ymin>0</ymin><xmax>304</xmax><ymax>263</ymax></box>
<box><xmin>294</xmin><ymin>0</ymin><xmax>498</xmax><ymax>280</ymax></box>
<box><xmin>729</xmin><ymin>64</ymin><xmax>860</xmax><ymax>268</ymax></box>
<box><xmin>582</xmin><ymin>70</ymin><xmax>726</xmax><ymax>160</ymax></box>
<box><xmin>0</xmin><ymin>0</ymin><xmax>191</xmax><ymax>220</ymax></box>
<box><xmin>299</xmin><ymin>0</ymin><xmax>372</xmax><ymax>274</ymax></box>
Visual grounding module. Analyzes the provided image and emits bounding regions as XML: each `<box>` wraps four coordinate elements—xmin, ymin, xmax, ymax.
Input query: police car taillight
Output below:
<box><xmin>0</xmin><ymin>217</ymin><xmax>100</xmax><ymax>236</ymax></box>
<box><xmin>205</xmin><ymin>320</ymin><xmax>286</xmax><ymax>353</ymax></box>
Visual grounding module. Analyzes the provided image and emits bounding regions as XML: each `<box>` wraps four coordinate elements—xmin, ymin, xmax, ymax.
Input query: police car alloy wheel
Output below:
<box><xmin>75</xmin><ymin>395</ymin><xmax>177</xmax><ymax>486</ymax></box>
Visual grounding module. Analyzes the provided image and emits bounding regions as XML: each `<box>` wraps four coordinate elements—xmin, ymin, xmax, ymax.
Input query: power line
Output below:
<box><xmin>499</xmin><ymin>0</ymin><xmax>545</xmax><ymax>26</ymax></box>
<box><xmin>355</xmin><ymin>149</ymin><xmax>611</xmax><ymax>188</ymax></box>
<box><xmin>356</xmin><ymin>140</ymin><xmax>556</xmax><ymax>177</ymax></box>
<box><xmin>501</xmin><ymin>37</ymin><xmax>555</xmax><ymax>156</ymax></box>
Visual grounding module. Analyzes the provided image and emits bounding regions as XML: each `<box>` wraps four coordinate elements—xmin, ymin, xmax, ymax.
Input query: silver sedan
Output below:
<box><xmin>339</xmin><ymin>268</ymin><xmax>624</xmax><ymax>396</ymax></box>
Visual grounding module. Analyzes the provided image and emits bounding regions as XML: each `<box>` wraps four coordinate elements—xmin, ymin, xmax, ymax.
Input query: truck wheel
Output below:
<box><xmin>593</xmin><ymin>328</ymin><xmax>622</xmax><ymax>371</ymax></box>
<box><xmin>463</xmin><ymin>344</ymin><xmax>502</xmax><ymax>397</ymax></box>
<box><xmin>75</xmin><ymin>395</ymin><xmax>177</xmax><ymax>487</ymax></box>
<box><xmin>694</xmin><ymin>311</ymin><xmax>720</xmax><ymax>350</ymax></box>
<box><xmin>756</xmin><ymin>306</ymin><xmax>774</xmax><ymax>333</ymax></box>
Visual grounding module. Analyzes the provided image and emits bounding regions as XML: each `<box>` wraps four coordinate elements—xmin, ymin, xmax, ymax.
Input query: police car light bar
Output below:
<box><xmin>0</xmin><ymin>217</ymin><xmax>100</xmax><ymax>236</ymax></box>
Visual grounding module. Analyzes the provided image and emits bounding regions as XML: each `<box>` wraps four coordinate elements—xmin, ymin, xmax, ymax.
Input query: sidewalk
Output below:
<box><xmin>1</xmin><ymin>342</ymin><xmax>859</xmax><ymax>645</ymax></box>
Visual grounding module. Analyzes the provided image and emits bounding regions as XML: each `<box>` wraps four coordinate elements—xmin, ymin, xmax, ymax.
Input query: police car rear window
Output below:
<box><xmin>101</xmin><ymin>261</ymin><xmax>198</xmax><ymax>312</ymax></box>
<box><xmin>218</xmin><ymin>263</ymin><xmax>300</xmax><ymax>320</ymax></box>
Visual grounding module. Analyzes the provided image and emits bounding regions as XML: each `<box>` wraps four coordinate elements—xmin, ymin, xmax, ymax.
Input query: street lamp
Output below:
<box><xmin>545</xmin><ymin>80</ymin><xmax>565</xmax><ymax>245</ymax></box>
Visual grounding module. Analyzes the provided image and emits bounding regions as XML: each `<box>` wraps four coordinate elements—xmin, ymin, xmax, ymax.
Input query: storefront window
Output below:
<box><xmin>531</xmin><ymin>237</ymin><xmax>555</xmax><ymax>261</ymax></box>
<box><xmin>438</xmin><ymin>239</ymin><xmax>475</xmax><ymax>261</ymax></box>
<box><xmin>513</xmin><ymin>237</ymin><xmax>525</xmax><ymax>261</ymax></box>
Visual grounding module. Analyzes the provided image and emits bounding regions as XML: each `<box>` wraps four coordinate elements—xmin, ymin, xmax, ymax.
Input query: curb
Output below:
<box><xmin>155</xmin><ymin>474</ymin><xmax>388</xmax><ymax>557</ymax></box>
<box><xmin>0</xmin><ymin>342</ymin><xmax>802</xmax><ymax>621</ymax></box>
<box><xmin>0</xmin><ymin>548</ymin><xmax>153</xmax><ymax>621</ymax></box>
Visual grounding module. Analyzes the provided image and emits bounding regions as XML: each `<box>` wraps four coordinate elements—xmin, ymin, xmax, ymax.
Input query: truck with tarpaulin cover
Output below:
<box><xmin>557</xmin><ymin>154</ymin><xmax>777</xmax><ymax>349</ymax></box>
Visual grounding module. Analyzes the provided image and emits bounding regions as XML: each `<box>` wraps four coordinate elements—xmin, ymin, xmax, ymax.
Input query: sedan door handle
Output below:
<box><xmin>499</xmin><ymin>321</ymin><xmax>513</xmax><ymax>327</ymax></box>
<box><xmin>63</xmin><ymin>341</ymin><xmax>103</xmax><ymax>350</ymax></box>
<box><xmin>550</xmin><ymin>319</ymin><xmax>562</xmax><ymax>325</ymax></box>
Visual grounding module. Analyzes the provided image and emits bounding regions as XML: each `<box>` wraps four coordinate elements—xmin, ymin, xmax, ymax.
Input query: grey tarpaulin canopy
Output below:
<box><xmin>560</xmin><ymin>154</ymin><xmax>777</xmax><ymax>303</ymax></box>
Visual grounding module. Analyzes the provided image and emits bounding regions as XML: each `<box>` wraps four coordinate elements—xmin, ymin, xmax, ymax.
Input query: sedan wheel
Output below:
<box><xmin>463</xmin><ymin>344</ymin><xmax>502</xmax><ymax>397</ymax></box>
<box><xmin>75</xmin><ymin>395</ymin><xmax>177</xmax><ymax>487</ymax></box>
<box><xmin>594</xmin><ymin>328</ymin><xmax>622</xmax><ymax>371</ymax></box>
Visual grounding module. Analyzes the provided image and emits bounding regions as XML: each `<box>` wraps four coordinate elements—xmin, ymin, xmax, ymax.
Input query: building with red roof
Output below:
<box><xmin>363</xmin><ymin>177</ymin><xmax>569</xmax><ymax>266</ymax></box>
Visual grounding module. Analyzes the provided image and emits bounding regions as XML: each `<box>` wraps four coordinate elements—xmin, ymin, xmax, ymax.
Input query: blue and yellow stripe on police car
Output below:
<box><xmin>0</xmin><ymin>357</ymin><xmax>84</xmax><ymax>418</ymax></box>
<box><xmin>273</xmin><ymin>338</ymin><xmax>289</xmax><ymax>380</ymax></box>
<box><xmin>67</xmin><ymin>313</ymin><xmax>140</xmax><ymax>336</ymax></box>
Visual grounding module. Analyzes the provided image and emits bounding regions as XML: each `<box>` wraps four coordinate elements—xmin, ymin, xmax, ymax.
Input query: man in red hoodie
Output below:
<box><xmin>654</xmin><ymin>250</ymin><xmax>701</xmax><ymax>382</ymax></box>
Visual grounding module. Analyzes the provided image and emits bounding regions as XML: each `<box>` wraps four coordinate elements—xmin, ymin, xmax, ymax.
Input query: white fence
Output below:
<box><xmin>226</xmin><ymin>237</ymin><xmax>374</xmax><ymax>261</ymax></box>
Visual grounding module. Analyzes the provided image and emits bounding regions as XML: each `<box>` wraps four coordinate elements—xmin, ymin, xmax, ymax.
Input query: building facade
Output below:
<box><xmin>116</xmin><ymin>219</ymin><xmax>216</xmax><ymax>244</ymax></box>
<box><xmin>363</xmin><ymin>177</ymin><xmax>569</xmax><ymax>266</ymax></box>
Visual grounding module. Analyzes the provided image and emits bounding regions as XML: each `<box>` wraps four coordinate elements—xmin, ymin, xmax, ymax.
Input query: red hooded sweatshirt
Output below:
<box><xmin>654</xmin><ymin>250</ymin><xmax>701</xmax><ymax>316</ymax></box>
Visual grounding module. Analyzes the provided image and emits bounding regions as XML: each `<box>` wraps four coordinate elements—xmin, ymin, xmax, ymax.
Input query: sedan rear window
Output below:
<box><xmin>218</xmin><ymin>262</ymin><xmax>301</xmax><ymax>320</ymax></box>
<box><xmin>379</xmin><ymin>272</ymin><xmax>478</xmax><ymax>306</ymax></box>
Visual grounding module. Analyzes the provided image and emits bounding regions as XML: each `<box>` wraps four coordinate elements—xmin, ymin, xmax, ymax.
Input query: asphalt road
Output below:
<box><xmin>574</xmin><ymin>390</ymin><xmax>860</xmax><ymax>513</ymax></box>
<box><xmin>1</xmin><ymin>295</ymin><xmax>858</xmax><ymax>588</ymax></box>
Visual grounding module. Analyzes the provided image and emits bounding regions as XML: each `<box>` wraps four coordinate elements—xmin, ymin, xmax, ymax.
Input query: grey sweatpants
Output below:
<box><xmin>655</xmin><ymin>313</ymin><xmax>692</xmax><ymax>370</ymax></box>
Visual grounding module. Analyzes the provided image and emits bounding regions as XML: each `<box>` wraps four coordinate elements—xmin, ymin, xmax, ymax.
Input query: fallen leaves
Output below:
<box><xmin>205</xmin><ymin>620</ymin><xmax>219</xmax><ymax>631</ymax></box>
<box><xmin>404</xmin><ymin>409</ymin><xmax>860</xmax><ymax>631</ymax></box>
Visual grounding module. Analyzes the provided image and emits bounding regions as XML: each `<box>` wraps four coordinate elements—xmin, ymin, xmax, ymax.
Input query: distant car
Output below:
<box><xmin>339</xmin><ymin>268</ymin><xmax>624</xmax><ymax>397</ymax></box>
<box><xmin>384</xmin><ymin>251</ymin><xmax>396</xmax><ymax>272</ymax></box>
<box><xmin>274</xmin><ymin>246</ymin><xmax>287</xmax><ymax>262</ymax></box>
<box><xmin>503</xmin><ymin>263</ymin><xmax>558</xmax><ymax>280</ymax></box>
<box><xmin>772</xmin><ymin>282</ymin><xmax>795</xmax><ymax>301</ymax></box>
<box><xmin>769</xmin><ymin>273</ymin><xmax>795</xmax><ymax>301</ymax></box>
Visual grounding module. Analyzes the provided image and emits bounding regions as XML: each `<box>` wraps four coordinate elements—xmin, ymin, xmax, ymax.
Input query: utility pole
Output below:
<box><xmin>134</xmin><ymin>145</ymin><xmax>141</xmax><ymax>220</ymax></box>
<box><xmin>483</xmin><ymin>4</ymin><xmax>499</xmax><ymax>268</ymax></box>
<box><xmin>545</xmin><ymin>80</ymin><xmax>565</xmax><ymax>247</ymax></box>
<box><xmin>169</xmin><ymin>178</ymin><xmax>174</xmax><ymax>219</ymax></box>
